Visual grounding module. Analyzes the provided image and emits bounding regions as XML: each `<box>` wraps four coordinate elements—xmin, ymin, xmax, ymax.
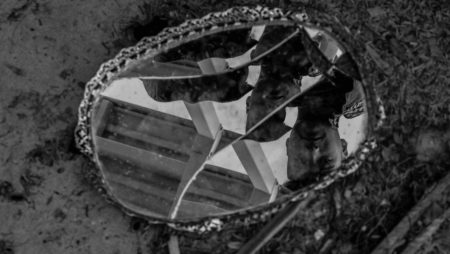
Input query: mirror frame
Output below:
<box><xmin>75</xmin><ymin>5</ymin><xmax>386</xmax><ymax>233</ymax></box>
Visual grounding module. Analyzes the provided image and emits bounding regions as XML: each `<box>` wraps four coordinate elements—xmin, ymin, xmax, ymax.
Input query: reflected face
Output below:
<box><xmin>287</xmin><ymin>118</ymin><xmax>344</xmax><ymax>181</ymax></box>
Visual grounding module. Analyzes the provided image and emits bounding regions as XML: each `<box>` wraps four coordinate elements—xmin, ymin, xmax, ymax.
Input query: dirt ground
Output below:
<box><xmin>0</xmin><ymin>0</ymin><xmax>449</xmax><ymax>254</ymax></box>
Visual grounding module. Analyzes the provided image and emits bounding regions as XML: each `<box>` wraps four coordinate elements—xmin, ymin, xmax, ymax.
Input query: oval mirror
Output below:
<box><xmin>75</xmin><ymin>6</ymin><xmax>385</xmax><ymax>232</ymax></box>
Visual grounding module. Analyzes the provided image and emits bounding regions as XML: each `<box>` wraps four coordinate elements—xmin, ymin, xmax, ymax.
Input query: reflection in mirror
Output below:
<box><xmin>89</xmin><ymin>24</ymin><xmax>368</xmax><ymax>220</ymax></box>
<box><xmin>118</xmin><ymin>25</ymin><xmax>300</xmax><ymax>79</ymax></box>
<box><xmin>178</xmin><ymin>74</ymin><xmax>367</xmax><ymax>219</ymax></box>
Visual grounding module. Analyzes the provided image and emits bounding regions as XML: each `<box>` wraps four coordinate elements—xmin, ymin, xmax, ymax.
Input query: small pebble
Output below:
<box><xmin>314</xmin><ymin>229</ymin><xmax>325</xmax><ymax>240</ymax></box>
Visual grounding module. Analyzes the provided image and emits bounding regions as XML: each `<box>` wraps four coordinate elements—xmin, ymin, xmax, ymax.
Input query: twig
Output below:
<box><xmin>370</xmin><ymin>171</ymin><xmax>450</xmax><ymax>254</ymax></box>
<box><xmin>237</xmin><ymin>193</ymin><xmax>316</xmax><ymax>254</ymax></box>
<box><xmin>366</xmin><ymin>209</ymin><xmax>389</xmax><ymax>239</ymax></box>
<box><xmin>168</xmin><ymin>235</ymin><xmax>180</xmax><ymax>254</ymax></box>
<box><xmin>401</xmin><ymin>208</ymin><xmax>450</xmax><ymax>254</ymax></box>
<box><xmin>319</xmin><ymin>239</ymin><xmax>335</xmax><ymax>254</ymax></box>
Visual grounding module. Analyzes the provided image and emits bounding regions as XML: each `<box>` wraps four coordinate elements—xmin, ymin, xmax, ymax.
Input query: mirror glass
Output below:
<box><xmin>90</xmin><ymin>24</ymin><xmax>368</xmax><ymax>220</ymax></box>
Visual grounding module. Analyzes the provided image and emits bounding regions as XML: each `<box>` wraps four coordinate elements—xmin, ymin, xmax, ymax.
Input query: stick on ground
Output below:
<box><xmin>371</xmin><ymin>172</ymin><xmax>450</xmax><ymax>254</ymax></box>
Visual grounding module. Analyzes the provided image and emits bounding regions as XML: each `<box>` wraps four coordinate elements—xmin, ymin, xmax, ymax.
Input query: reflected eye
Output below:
<box><xmin>263</xmin><ymin>87</ymin><xmax>287</xmax><ymax>101</ymax></box>
<box><xmin>308</xmin><ymin>66</ymin><xmax>321</xmax><ymax>77</ymax></box>
<box><xmin>268</xmin><ymin>90</ymin><xmax>285</xmax><ymax>100</ymax></box>
<box><xmin>304</xmin><ymin>142</ymin><xmax>319</xmax><ymax>150</ymax></box>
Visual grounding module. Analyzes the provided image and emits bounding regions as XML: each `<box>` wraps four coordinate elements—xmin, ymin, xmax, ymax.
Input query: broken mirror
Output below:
<box><xmin>75</xmin><ymin>7</ymin><xmax>384</xmax><ymax>231</ymax></box>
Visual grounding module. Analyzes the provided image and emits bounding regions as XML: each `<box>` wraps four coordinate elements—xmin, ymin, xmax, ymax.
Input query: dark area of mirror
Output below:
<box><xmin>89</xmin><ymin>23</ymin><xmax>368</xmax><ymax>220</ymax></box>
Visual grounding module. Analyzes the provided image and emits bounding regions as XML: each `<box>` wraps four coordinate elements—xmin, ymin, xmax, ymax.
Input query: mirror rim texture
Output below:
<box><xmin>75</xmin><ymin>5</ymin><xmax>386</xmax><ymax>234</ymax></box>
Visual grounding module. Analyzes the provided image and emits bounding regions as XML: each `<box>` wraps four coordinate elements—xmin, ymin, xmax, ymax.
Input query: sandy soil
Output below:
<box><xmin>0</xmin><ymin>1</ymin><xmax>160</xmax><ymax>253</ymax></box>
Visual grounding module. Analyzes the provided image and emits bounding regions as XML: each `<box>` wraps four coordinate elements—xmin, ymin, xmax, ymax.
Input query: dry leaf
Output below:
<box><xmin>227</xmin><ymin>241</ymin><xmax>242</xmax><ymax>250</ymax></box>
<box><xmin>367</xmin><ymin>7</ymin><xmax>387</xmax><ymax>18</ymax></box>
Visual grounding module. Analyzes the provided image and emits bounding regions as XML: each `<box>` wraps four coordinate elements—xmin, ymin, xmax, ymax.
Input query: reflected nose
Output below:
<box><xmin>305</xmin><ymin>146</ymin><xmax>320</xmax><ymax>173</ymax></box>
<box><xmin>310</xmin><ymin>147</ymin><xmax>321</xmax><ymax>172</ymax></box>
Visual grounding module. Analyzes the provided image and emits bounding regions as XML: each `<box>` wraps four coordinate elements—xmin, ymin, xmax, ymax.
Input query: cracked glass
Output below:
<box><xmin>89</xmin><ymin>24</ymin><xmax>368</xmax><ymax>220</ymax></box>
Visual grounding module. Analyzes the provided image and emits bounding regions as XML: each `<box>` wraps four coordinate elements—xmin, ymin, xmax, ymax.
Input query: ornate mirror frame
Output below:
<box><xmin>75</xmin><ymin>6</ymin><xmax>386</xmax><ymax>233</ymax></box>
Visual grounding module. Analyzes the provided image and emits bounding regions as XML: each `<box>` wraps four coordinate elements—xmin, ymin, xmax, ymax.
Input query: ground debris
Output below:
<box><xmin>0</xmin><ymin>239</ymin><xmax>14</xmax><ymax>254</ymax></box>
<box><xmin>371</xmin><ymin>172</ymin><xmax>450</xmax><ymax>254</ymax></box>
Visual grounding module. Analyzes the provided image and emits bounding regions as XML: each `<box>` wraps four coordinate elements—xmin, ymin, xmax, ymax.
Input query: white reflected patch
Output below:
<box><xmin>259</xmin><ymin>131</ymin><xmax>291</xmax><ymax>183</ymax></box>
<box><xmin>208</xmin><ymin>146</ymin><xmax>246</xmax><ymax>174</ymax></box>
<box><xmin>338</xmin><ymin>112</ymin><xmax>368</xmax><ymax>155</ymax></box>
<box><xmin>101</xmin><ymin>78</ymin><xmax>192</xmax><ymax>120</ymax></box>
<box><xmin>213</xmin><ymin>91</ymin><xmax>251</xmax><ymax>135</ymax></box>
